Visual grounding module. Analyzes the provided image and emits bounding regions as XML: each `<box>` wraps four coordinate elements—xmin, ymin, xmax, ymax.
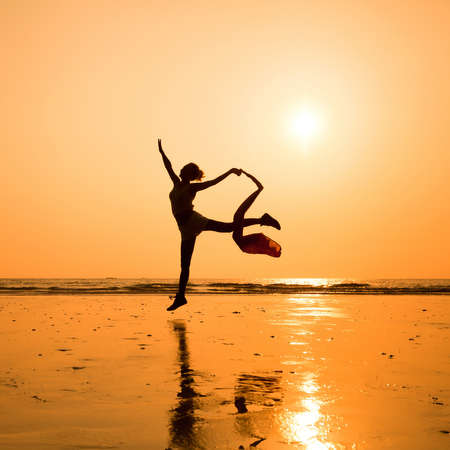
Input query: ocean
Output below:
<box><xmin>0</xmin><ymin>278</ymin><xmax>449</xmax><ymax>295</ymax></box>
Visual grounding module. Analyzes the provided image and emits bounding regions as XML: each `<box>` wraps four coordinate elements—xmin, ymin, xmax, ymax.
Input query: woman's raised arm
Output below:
<box><xmin>192</xmin><ymin>168</ymin><xmax>241</xmax><ymax>192</ymax></box>
<box><xmin>158</xmin><ymin>139</ymin><xmax>180</xmax><ymax>184</ymax></box>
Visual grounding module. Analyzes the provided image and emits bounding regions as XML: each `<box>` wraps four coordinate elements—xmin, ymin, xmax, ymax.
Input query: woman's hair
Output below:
<box><xmin>180</xmin><ymin>163</ymin><xmax>204</xmax><ymax>181</ymax></box>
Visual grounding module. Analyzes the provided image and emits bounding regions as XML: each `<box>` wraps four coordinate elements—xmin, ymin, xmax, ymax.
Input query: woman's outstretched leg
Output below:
<box><xmin>233</xmin><ymin>171</ymin><xmax>281</xmax><ymax>244</ymax></box>
<box><xmin>232</xmin><ymin>188</ymin><xmax>262</xmax><ymax>243</ymax></box>
<box><xmin>167</xmin><ymin>238</ymin><xmax>196</xmax><ymax>311</ymax></box>
<box><xmin>233</xmin><ymin>188</ymin><xmax>262</xmax><ymax>226</ymax></box>
<box><xmin>204</xmin><ymin>217</ymin><xmax>262</xmax><ymax>233</ymax></box>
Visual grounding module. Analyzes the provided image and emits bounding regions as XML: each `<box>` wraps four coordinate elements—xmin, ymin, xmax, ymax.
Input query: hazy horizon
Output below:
<box><xmin>2</xmin><ymin>0</ymin><xmax>450</xmax><ymax>278</ymax></box>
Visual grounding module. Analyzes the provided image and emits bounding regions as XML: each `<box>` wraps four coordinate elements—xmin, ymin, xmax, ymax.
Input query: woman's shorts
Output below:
<box><xmin>178</xmin><ymin>211</ymin><xmax>209</xmax><ymax>241</ymax></box>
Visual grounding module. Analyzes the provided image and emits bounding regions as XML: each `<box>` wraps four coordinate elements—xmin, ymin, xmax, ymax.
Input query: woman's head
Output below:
<box><xmin>180</xmin><ymin>163</ymin><xmax>204</xmax><ymax>182</ymax></box>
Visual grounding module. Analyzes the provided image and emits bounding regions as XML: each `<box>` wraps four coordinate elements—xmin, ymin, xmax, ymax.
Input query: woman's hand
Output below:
<box><xmin>242</xmin><ymin>170</ymin><xmax>263</xmax><ymax>189</ymax></box>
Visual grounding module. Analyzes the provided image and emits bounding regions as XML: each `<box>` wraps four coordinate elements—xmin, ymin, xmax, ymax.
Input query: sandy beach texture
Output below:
<box><xmin>0</xmin><ymin>294</ymin><xmax>448</xmax><ymax>449</ymax></box>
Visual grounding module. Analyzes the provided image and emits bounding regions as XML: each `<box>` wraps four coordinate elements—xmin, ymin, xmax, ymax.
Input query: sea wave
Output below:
<box><xmin>0</xmin><ymin>279</ymin><xmax>449</xmax><ymax>295</ymax></box>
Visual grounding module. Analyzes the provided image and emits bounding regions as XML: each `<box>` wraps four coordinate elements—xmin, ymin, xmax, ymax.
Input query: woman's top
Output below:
<box><xmin>169</xmin><ymin>183</ymin><xmax>196</xmax><ymax>224</ymax></box>
<box><xmin>169</xmin><ymin>183</ymin><xmax>209</xmax><ymax>240</ymax></box>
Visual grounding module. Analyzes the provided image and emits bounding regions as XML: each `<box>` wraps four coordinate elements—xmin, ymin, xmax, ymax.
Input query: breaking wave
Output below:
<box><xmin>0</xmin><ymin>279</ymin><xmax>449</xmax><ymax>295</ymax></box>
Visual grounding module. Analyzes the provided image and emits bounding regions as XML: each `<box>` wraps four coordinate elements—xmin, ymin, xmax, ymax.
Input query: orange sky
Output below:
<box><xmin>2</xmin><ymin>0</ymin><xmax>449</xmax><ymax>278</ymax></box>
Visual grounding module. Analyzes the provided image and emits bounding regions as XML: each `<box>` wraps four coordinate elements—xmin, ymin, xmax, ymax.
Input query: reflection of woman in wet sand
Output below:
<box><xmin>169</xmin><ymin>320</ymin><xmax>202</xmax><ymax>448</ymax></box>
<box><xmin>158</xmin><ymin>139</ymin><xmax>281</xmax><ymax>311</ymax></box>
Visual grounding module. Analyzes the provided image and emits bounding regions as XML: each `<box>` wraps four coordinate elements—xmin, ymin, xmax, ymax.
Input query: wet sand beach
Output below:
<box><xmin>0</xmin><ymin>294</ymin><xmax>449</xmax><ymax>449</ymax></box>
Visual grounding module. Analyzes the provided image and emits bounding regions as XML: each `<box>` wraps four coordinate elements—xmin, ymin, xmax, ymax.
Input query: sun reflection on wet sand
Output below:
<box><xmin>287</xmin><ymin>297</ymin><xmax>347</xmax><ymax>319</ymax></box>
<box><xmin>278</xmin><ymin>374</ymin><xmax>341</xmax><ymax>449</ymax></box>
<box><xmin>274</xmin><ymin>298</ymin><xmax>347</xmax><ymax>449</ymax></box>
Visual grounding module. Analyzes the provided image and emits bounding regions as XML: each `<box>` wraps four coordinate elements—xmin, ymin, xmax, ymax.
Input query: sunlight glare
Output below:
<box><xmin>289</xmin><ymin>108</ymin><xmax>323</xmax><ymax>142</ymax></box>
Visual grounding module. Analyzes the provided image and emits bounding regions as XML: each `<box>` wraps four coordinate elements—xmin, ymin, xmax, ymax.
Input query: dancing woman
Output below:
<box><xmin>158</xmin><ymin>139</ymin><xmax>280</xmax><ymax>311</ymax></box>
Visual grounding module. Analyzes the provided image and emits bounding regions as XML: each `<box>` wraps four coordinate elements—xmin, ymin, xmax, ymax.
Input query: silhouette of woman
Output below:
<box><xmin>158</xmin><ymin>139</ymin><xmax>281</xmax><ymax>311</ymax></box>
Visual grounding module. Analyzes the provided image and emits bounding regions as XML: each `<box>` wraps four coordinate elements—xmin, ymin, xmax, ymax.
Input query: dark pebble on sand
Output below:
<box><xmin>32</xmin><ymin>329</ymin><xmax>36</xmax><ymax>331</ymax></box>
<box><xmin>71</xmin><ymin>366</ymin><xmax>86</xmax><ymax>370</ymax></box>
<box><xmin>250</xmin><ymin>437</ymin><xmax>266</xmax><ymax>447</ymax></box>
<box><xmin>381</xmin><ymin>352</ymin><xmax>387</xmax><ymax>355</ymax></box>
<box><xmin>57</xmin><ymin>348</ymin><xmax>72</xmax><ymax>352</ymax></box>
<box><xmin>422</xmin><ymin>309</ymin><xmax>427</xmax><ymax>312</ymax></box>
<box><xmin>232</xmin><ymin>311</ymin><xmax>241</xmax><ymax>314</ymax></box>
<box><xmin>389</xmin><ymin>354</ymin><xmax>395</xmax><ymax>358</ymax></box>
<box><xmin>254</xmin><ymin>353</ymin><xmax>261</xmax><ymax>356</ymax></box>
<box><xmin>147</xmin><ymin>334</ymin><xmax>152</xmax><ymax>337</ymax></box>
<box><xmin>235</xmin><ymin>396</ymin><xmax>248</xmax><ymax>414</ymax></box>
<box><xmin>440</xmin><ymin>430</ymin><xmax>449</xmax><ymax>434</ymax></box>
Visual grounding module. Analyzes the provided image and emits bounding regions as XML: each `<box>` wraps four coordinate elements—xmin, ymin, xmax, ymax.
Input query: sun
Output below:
<box><xmin>288</xmin><ymin>108</ymin><xmax>323</xmax><ymax>142</ymax></box>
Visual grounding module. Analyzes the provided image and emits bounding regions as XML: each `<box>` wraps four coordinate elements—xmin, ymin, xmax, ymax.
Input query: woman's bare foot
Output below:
<box><xmin>261</xmin><ymin>213</ymin><xmax>281</xmax><ymax>230</ymax></box>
<box><xmin>167</xmin><ymin>293</ymin><xmax>187</xmax><ymax>311</ymax></box>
